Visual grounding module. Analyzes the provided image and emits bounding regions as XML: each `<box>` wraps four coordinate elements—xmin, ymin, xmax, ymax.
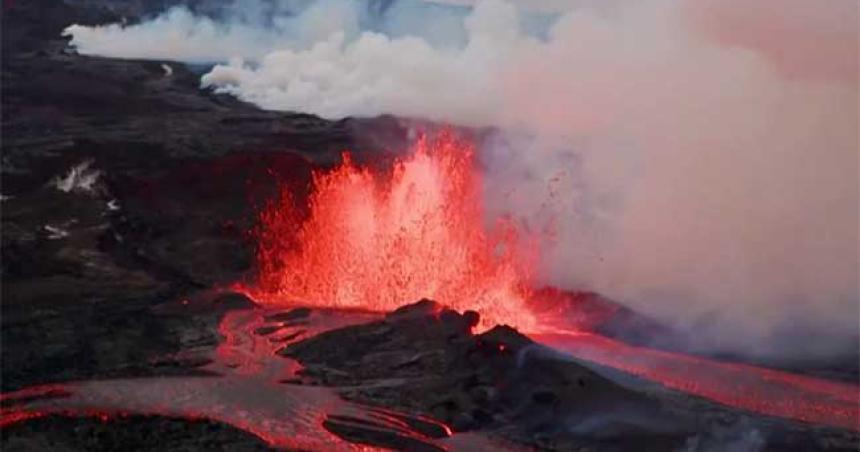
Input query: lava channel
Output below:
<box><xmin>0</xmin><ymin>306</ymin><xmax>515</xmax><ymax>451</ymax></box>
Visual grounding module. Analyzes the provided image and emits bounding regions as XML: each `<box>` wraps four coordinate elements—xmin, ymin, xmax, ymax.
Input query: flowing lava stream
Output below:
<box><xmin>535</xmin><ymin>332</ymin><xmax>859</xmax><ymax>431</ymax></box>
<box><xmin>1</xmin><ymin>307</ymin><xmax>511</xmax><ymax>450</ymax></box>
<box><xmin>243</xmin><ymin>131</ymin><xmax>859</xmax><ymax>431</ymax></box>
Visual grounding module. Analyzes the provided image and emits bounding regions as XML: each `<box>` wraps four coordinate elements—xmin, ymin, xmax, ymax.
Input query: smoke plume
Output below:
<box><xmin>64</xmin><ymin>0</ymin><xmax>859</xmax><ymax>360</ymax></box>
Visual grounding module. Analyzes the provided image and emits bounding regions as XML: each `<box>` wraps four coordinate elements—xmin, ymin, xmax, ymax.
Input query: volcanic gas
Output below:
<box><xmin>246</xmin><ymin>132</ymin><xmax>537</xmax><ymax>332</ymax></box>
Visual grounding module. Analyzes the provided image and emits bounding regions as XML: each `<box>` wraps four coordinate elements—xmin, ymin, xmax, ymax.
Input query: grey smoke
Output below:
<box><xmin>64</xmin><ymin>0</ymin><xmax>859</xmax><ymax>360</ymax></box>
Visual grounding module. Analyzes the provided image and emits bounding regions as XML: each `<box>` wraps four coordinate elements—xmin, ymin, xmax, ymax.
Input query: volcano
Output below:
<box><xmin>2</xmin><ymin>1</ymin><xmax>859</xmax><ymax>451</ymax></box>
<box><xmin>239</xmin><ymin>128</ymin><xmax>859</xmax><ymax>432</ymax></box>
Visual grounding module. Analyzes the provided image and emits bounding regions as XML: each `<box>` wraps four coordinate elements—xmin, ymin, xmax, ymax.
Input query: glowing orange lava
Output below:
<box><xmin>249</xmin><ymin>132</ymin><xmax>537</xmax><ymax>332</ymax></box>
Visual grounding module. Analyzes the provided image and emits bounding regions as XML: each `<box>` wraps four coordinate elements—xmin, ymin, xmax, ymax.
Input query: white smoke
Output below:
<box><xmin>64</xmin><ymin>0</ymin><xmax>859</xmax><ymax>359</ymax></box>
<box><xmin>62</xmin><ymin>0</ymin><xmax>374</xmax><ymax>63</ymax></box>
<box><xmin>62</xmin><ymin>0</ymin><xmax>471</xmax><ymax>63</ymax></box>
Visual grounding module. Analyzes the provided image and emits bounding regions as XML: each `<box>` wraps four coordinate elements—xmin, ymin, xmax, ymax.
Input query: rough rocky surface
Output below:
<box><xmin>1</xmin><ymin>1</ymin><xmax>411</xmax><ymax>448</ymax></box>
<box><xmin>271</xmin><ymin>300</ymin><xmax>859</xmax><ymax>451</ymax></box>
<box><xmin>1</xmin><ymin>0</ymin><xmax>410</xmax><ymax>394</ymax></box>
<box><xmin>1</xmin><ymin>414</ymin><xmax>274</xmax><ymax>452</ymax></box>
<box><xmin>279</xmin><ymin>300</ymin><xmax>692</xmax><ymax>451</ymax></box>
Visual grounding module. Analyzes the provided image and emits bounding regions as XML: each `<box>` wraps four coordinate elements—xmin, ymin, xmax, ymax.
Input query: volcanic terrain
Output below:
<box><xmin>2</xmin><ymin>1</ymin><xmax>858</xmax><ymax>451</ymax></box>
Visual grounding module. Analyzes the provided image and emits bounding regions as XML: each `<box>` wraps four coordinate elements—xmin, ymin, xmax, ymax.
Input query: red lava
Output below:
<box><xmin>535</xmin><ymin>331</ymin><xmax>860</xmax><ymax>431</ymax></box>
<box><xmin>0</xmin><ymin>308</ymin><xmax>512</xmax><ymax>451</ymax></box>
<box><xmin>248</xmin><ymin>131</ymin><xmax>536</xmax><ymax>332</ymax></box>
<box><xmin>2</xmin><ymin>305</ymin><xmax>858</xmax><ymax>444</ymax></box>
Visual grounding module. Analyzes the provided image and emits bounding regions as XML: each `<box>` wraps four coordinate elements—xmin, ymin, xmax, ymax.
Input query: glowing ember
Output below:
<box><xmin>248</xmin><ymin>132</ymin><xmax>536</xmax><ymax>332</ymax></box>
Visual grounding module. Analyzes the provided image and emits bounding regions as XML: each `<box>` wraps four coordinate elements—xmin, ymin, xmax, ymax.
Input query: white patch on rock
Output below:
<box><xmin>44</xmin><ymin>225</ymin><xmax>70</xmax><ymax>240</ymax></box>
<box><xmin>53</xmin><ymin>160</ymin><xmax>101</xmax><ymax>194</ymax></box>
<box><xmin>161</xmin><ymin>63</ymin><xmax>174</xmax><ymax>77</ymax></box>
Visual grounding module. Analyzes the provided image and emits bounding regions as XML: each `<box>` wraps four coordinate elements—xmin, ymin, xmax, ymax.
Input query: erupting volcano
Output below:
<box><xmin>237</xmin><ymin>131</ymin><xmax>860</xmax><ymax>434</ymax></box>
<box><xmin>4</xmin><ymin>0</ymin><xmax>859</xmax><ymax>449</ymax></box>
<box><xmin>247</xmin><ymin>132</ymin><xmax>537</xmax><ymax>332</ymax></box>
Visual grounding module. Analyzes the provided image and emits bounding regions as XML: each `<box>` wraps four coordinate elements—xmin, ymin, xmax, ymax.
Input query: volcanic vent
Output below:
<box><xmin>244</xmin><ymin>131</ymin><xmax>538</xmax><ymax>332</ymax></box>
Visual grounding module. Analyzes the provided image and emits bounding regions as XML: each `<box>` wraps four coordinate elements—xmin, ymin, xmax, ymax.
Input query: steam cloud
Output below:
<box><xmin>65</xmin><ymin>0</ymin><xmax>859</xmax><ymax>359</ymax></box>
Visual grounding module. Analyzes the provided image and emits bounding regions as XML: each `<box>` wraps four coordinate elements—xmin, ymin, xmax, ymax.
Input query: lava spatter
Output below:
<box><xmin>249</xmin><ymin>132</ymin><xmax>537</xmax><ymax>332</ymax></box>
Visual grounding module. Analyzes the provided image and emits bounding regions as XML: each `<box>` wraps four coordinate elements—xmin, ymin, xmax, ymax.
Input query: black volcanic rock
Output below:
<box><xmin>0</xmin><ymin>0</ymin><xmax>412</xmax><ymax>395</ymax></box>
<box><xmin>322</xmin><ymin>413</ymin><xmax>446</xmax><ymax>452</ymax></box>
<box><xmin>280</xmin><ymin>299</ymin><xmax>692</xmax><ymax>449</ymax></box>
<box><xmin>387</xmin><ymin>298</ymin><xmax>445</xmax><ymax>320</ymax></box>
<box><xmin>1</xmin><ymin>414</ymin><xmax>273</xmax><ymax>452</ymax></box>
<box><xmin>265</xmin><ymin>307</ymin><xmax>312</xmax><ymax>322</ymax></box>
<box><xmin>278</xmin><ymin>300</ymin><xmax>860</xmax><ymax>451</ymax></box>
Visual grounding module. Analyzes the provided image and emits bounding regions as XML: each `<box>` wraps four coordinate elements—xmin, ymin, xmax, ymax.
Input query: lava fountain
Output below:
<box><xmin>246</xmin><ymin>132</ymin><xmax>537</xmax><ymax>332</ymax></box>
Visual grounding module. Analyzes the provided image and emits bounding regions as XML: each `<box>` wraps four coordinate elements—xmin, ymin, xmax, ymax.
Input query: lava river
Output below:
<box><xmin>0</xmin><ymin>300</ymin><xmax>515</xmax><ymax>451</ymax></box>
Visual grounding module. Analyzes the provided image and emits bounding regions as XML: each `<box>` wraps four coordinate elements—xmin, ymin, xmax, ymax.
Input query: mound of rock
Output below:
<box><xmin>279</xmin><ymin>299</ymin><xmax>691</xmax><ymax>450</ymax></box>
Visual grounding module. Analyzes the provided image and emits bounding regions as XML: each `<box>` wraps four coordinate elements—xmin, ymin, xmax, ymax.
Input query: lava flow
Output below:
<box><xmin>536</xmin><ymin>332</ymin><xmax>860</xmax><ymax>431</ymax></box>
<box><xmin>247</xmin><ymin>131</ymin><xmax>537</xmax><ymax>332</ymax></box>
<box><xmin>1</xmin><ymin>307</ymin><xmax>508</xmax><ymax>451</ymax></box>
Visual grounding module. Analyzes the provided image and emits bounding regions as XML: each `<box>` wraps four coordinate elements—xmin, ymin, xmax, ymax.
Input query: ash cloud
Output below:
<box><xmin>64</xmin><ymin>0</ymin><xmax>859</xmax><ymax>360</ymax></box>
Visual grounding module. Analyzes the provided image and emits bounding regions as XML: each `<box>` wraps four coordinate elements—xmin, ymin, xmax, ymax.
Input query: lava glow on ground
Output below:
<box><xmin>0</xmin><ymin>308</ymin><xmax>509</xmax><ymax>450</ymax></box>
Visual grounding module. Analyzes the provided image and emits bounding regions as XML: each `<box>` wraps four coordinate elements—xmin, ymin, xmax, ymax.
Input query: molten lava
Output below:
<box><xmin>249</xmin><ymin>132</ymin><xmax>536</xmax><ymax>332</ymax></box>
